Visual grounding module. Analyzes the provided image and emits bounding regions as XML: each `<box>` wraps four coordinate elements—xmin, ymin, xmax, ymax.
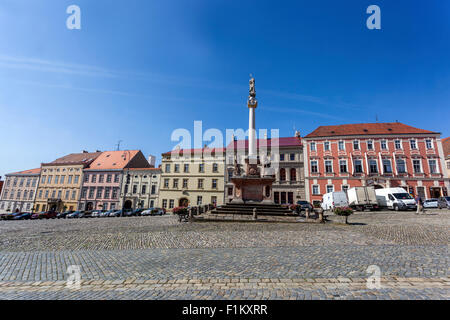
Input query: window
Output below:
<box><xmin>142</xmin><ymin>185</ymin><xmax>147</xmax><ymax>194</ymax></box>
<box><xmin>174</xmin><ymin>164</ymin><xmax>180</xmax><ymax>172</ymax></box>
<box><xmin>74</xmin><ymin>175</ymin><xmax>79</xmax><ymax>184</ymax></box>
<box><xmin>91</xmin><ymin>175</ymin><xmax>96</xmax><ymax>183</ymax></box>
<box><xmin>197</xmin><ymin>196</ymin><xmax>203</xmax><ymax>205</ymax></box>
<box><xmin>339</xmin><ymin>160</ymin><xmax>347</xmax><ymax>173</ymax></box>
<box><xmin>47</xmin><ymin>176</ymin><xmax>52</xmax><ymax>184</ymax></box>
<box><xmin>54</xmin><ymin>175</ymin><xmax>59</xmax><ymax>184</ymax></box>
<box><xmin>29</xmin><ymin>191</ymin><xmax>34</xmax><ymax>200</ymax></box>
<box><xmin>381</xmin><ymin>140</ymin><xmax>387</xmax><ymax>150</ymax></box>
<box><xmin>338</xmin><ymin>141</ymin><xmax>345</xmax><ymax>151</ymax></box>
<box><xmin>165</xmin><ymin>164</ymin><xmax>170</xmax><ymax>173</ymax></box>
<box><xmin>17</xmin><ymin>191</ymin><xmax>21</xmax><ymax>199</ymax></box>
<box><xmin>84</xmin><ymin>175</ymin><xmax>89</xmax><ymax>182</ymax></box>
<box><xmin>367</xmin><ymin>140</ymin><xmax>373</xmax><ymax>150</ymax></box>
<box><xmin>280</xmin><ymin>168</ymin><xmax>286</xmax><ymax>181</ymax></box>
<box><xmin>182</xmin><ymin>179</ymin><xmax>188</xmax><ymax>189</ymax></box>
<box><xmin>124</xmin><ymin>185</ymin><xmax>129</xmax><ymax>194</ymax></box>
<box><xmin>354</xmin><ymin>159</ymin><xmax>363</xmax><ymax>173</ymax></box>
<box><xmin>106</xmin><ymin>175</ymin><xmax>112</xmax><ymax>183</ymax></box>
<box><xmin>132</xmin><ymin>185</ymin><xmax>138</xmax><ymax>194</ymax></box>
<box><xmin>326</xmin><ymin>185</ymin><xmax>334</xmax><ymax>193</ymax></box>
<box><xmin>169</xmin><ymin>199</ymin><xmax>174</xmax><ymax>209</ymax></box>
<box><xmin>410</xmin><ymin>140</ymin><xmax>417</xmax><ymax>149</ymax></box>
<box><xmin>383</xmin><ymin>159</ymin><xmax>392</xmax><ymax>173</ymax></box>
<box><xmin>310</xmin><ymin>142</ymin><xmax>316</xmax><ymax>152</ymax></box>
<box><xmin>369</xmin><ymin>159</ymin><xmax>378</xmax><ymax>174</ymax></box>
<box><xmin>114</xmin><ymin>174</ymin><xmax>120</xmax><ymax>183</ymax></box>
<box><xmin>199</xmin><ymin>163</ymin><xmax>204</xmax><ymax>173</ymax></box>
<box><xmin>426</xmin><ymin>139</ymin><xmax>433</xmax><ymax>149</ymax></box>
<box><xmin>342</xmin><ymin>185</ymin><xmax>349</xmax><ymax>193</ymax></box>
<box><xmin>184</xmin><ymin>164</ymin><xmax>189</xmax><ymax>172</ymax></box>
<box><xmin>99</xmin><ymin>175</ymin><xmax>104</xmax><ymax>183</ymax></box>
<box><xmin>151</xmin><ymin>185</ymin><xmax>156</xmax><ymax>194</ymax></box>
<box><xmin>173</xmin><ymin>179</ymin><xmax>179</xmax><ymax>188</ymax></box>
<box><xmin>212</xmin><ymin>179</ymin><xmax>218</xmax><ymax>189</ymax></box>
<box><xmin>65</xmin><ymin>190</ymin><xmax>70</xmax><ymax>200</ymax></box>
<box><xmin>395</xmin><ymin>140</ymin><xmax>402</xmax><ymax>149</ymax></box>
<box><xmin>162</xmin><ymin>199</ymin><xmax>167</xmax><ymax>208</ymax></box>
<box><xmin>280</xmin><ymin>154</ymin><xmax>285</xmax><ymax>161</ymax></box>
<box><xmin>51</xmin><ymin>190</ymin><xmax>56</xmax><ymax>198</ymax></box>
<box><xmin>324</xmin><ymin>142</ymin><xmax>330</xmax><ymax>151</ymax></box>
<box><xmin>104</xmin><ymin>188</ymin><xmax>111</xmax><ymax>199</ymax></box>
<box><xmin>103</xmin><ymin>203</ymin><xmax>108</xmax><ymax>210</ymax></box>
<box><xmin>96</xmin><ymin>188</ymin><xmax>103</xmax><ymax>198</ymax></box>
<box><xmin>32</xmin><ymin>179</ymin><xmax>37</xmax><ymax>187</ymax></box>
<box><xmin>413</xmin><ymin>159</ymin><xmax>422</xmax><ymax>173</ymax></box>
<box><xmin>89</xmin><ymin>188</ymin><xmax>95</xmax><ymax>199</ymax></box>
<box><xmin>211</xmin><ymin>196</ymin><xmax>217</xmax><ymax>205</ymax></box>
<box><xmin>353</xmin><ymin>140</ymin><xmax>360</xmax><ymax>150</ymax></box>
<box><xmin>164</xmin><ymin>179</ymin><xmax>169</xmax><ymax>188</ymax></box>
<box><xmin>212</xmin><ymin>163</ymin><xmax>219</xmax><ymax>172</ymax></box>
<box><xmin>428</xmin><ymin>159</ymin><xmax>437</xmax><ymax>174</ymax></box>
<box><xmin>45</xmin><ymin>190</ymin><xmax>49</xmax><ymax>198</ymax></box>
<box><xmin>310</xmin><ymin>161</ymin><xmax>318</xmax><ymax>173</ymax></box>
<box><xmin>198</xmin><ymin>179</ymin><xmax>204</xmax><ymax>189</ymax></box>
<box><xmin>290</xmin><ymin>168</ymin><xmax>296</xmax><ymax>181</ymax></box>
<box><xmin>41</xmin><ymin>175</ymin><xmax>46</xmax><ymax>184</ymax></box>
<box><xmin>325</xmin><ymin>160</ymin><xmax>333</xmax><ymax>173</ymax></box>
<box><xmin>290</xmin><ymin>153</ymin><xmax>295</xmax><ymax>161</ymax></box>
<box><xmin>112</xmin><ymin>188</ymin><xmax>118</xmax><ymax>199</ymax></box>
<box><xmin>60</xmin><ymin>176</ymin><xmax>65</xmax><ymax>184</ymax></box>
<box><xmin>68</xmin><ymin>175</ymin><xmax>73</xmax><ymax>184</ymax></box>
<box><xmin>228</xmin><ymin>187</ymin><xmax>233</xmax><ymax>196</ymax></box>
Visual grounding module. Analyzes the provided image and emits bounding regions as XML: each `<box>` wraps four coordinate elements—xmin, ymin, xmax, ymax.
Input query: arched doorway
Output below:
<box><xmin>179</xmin><ymin>198</ymin><xmax>189</xmax><ymax>207</ymax></box>
<box><xmin>124</xmin><ymin>200</ymin><xmax>132</xmax><ymax>210</ymax></box>
<box><xmin>86</xmin><ymin>202</ymin><xmax>94</xmax><ymax>211</ymax></box>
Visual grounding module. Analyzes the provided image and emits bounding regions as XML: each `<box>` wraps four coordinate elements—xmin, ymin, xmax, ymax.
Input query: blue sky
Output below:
<box><xmin>0</xmin><ymin>0</ymin><xmax>449</xmax><ymax>177</ymax></box>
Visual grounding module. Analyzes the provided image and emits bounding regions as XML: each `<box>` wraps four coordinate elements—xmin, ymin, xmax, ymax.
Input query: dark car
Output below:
<box><xmin>81</xmin><ymin>211</ymin><xmax>94</xmax><ymax>218</ymax></box>
<box><xmin>67</xmin><ymin>211</ymin><xmax>84</xmax><ymax>219</ymax></box>
<box><xmin>13</xmin><ymin>212</ymin><xmax>32</xmax><ymax>220</ymax></box>
<box><xmin>31</xmin><ymin>212</ymin><xmax>45</xmax><ymax>219</ymax></box>
<box><xmin>3</xmin><ymin>212</ymin><xmax>23</xmax><ymax>220</ymax></box>
<box><xmin>125</xmin><ymin>208</ymin><xmax>144</xmax><ymax>217</ymax></box>
<box><xmin>57</xmin><ymin>211</ymin><xmax>74</xmax><ymax>219</ymax></box>
<box><xmin>296</xmin><ymin>200</ymin><xmax>313</xmax><ymax>213</ymax></box>
<box><xmin>438</xmin><ymin>196</ymin><xmax>450</xmax><ymax>209</ymax></box>
<box><xmin>40</xmin><ymin>211</ymin><xmax>58</xmax><ymax>219</ymax></box>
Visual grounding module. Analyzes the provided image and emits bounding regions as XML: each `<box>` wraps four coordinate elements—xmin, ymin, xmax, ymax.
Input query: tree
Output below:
<box><xmin>333</xmin><ymin>207</ymin><xmax>353</xmax><ymax>224</ymax></box>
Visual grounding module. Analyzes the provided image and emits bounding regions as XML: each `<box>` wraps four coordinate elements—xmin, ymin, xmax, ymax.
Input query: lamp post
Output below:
<box><xmin>121</xmin><ymin>150</ymin><xmax>131</xmax><ymax>217</ymax></box>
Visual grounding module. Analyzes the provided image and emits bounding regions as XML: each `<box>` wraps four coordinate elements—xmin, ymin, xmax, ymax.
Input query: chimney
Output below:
<box><xmin>148</xmin><ymin>155</ymin><xmax>156</xmax><ymax>168</ymax></box>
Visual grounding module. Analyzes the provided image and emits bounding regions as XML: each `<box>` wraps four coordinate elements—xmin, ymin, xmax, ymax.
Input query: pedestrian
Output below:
<box><xmin>415</xmin><ymin>195</ymin><xmax>423</xmax><ymax>214</ymax></box>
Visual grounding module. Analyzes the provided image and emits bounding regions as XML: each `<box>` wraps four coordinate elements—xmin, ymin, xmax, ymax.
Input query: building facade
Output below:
<box><xmin>0</xmin><ymin>168</ymin><xmax>40</xmax><ymax>213</ymax></box>
<box><xmin>34</xmin><ymin>151</ymin><xmax>102</xmax><ymax>212</ymax></box>
<box><xmin>79</xmin><ymin>150</ymin><xmax>151</xmax><ymax>211</ymax></box>
<box><xmin>120</xmin><ymin>168</ymin><xmax>161</xmax><ymax>210</ymax></box>
<box><xmin>158</xmin><ymin>147</ymin><xmax>226</xmax><ymax>210</ymax></box>
<box><xmin>443</xmin><ymin>137</ymin><xmax>450</xmax><ymax>179</ymax></box>
<box><xmin>225</xmin><ymin>135</ymin><xmax>305</xmax><ymax>204</ymax></box>
<box><xmin>303</xmin><ymin>122</ymin><xmax>449</xmax><ymax>205</ymax></box>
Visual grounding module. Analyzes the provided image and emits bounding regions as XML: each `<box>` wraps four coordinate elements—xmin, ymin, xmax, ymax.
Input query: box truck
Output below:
<box><xmin>321</xmin><ymin>191</ymin><xmax>349</xmax><ymax>211</ymax></box>
<box><xmin>347</xmin><ymin>186</ymin><xmax>379</xmax><ymax>211</ymax></box>
<box><xmin>375</xmin><ymin>187</ymin><xmax>417</xmax><ymax>211</ymax></box>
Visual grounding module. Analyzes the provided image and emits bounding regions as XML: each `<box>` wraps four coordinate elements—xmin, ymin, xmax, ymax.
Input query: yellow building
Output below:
<box><xmin>34</xmin><ymin>151</ymin><xmax>102</xmax><ymax>212</ymax></box>
<box><xmin>158</xmin><ymin>147</ymin><xmax>225</xmax><ymax>210</ymax></box>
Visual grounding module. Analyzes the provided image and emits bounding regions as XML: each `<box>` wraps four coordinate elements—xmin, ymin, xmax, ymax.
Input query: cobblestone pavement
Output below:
<box><xmin>0</xmin><ymin>210</ymin><xmax>448</xmax><ymax>299</ymax></box>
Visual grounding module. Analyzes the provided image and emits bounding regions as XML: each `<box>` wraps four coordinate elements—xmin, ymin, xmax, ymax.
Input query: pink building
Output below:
<box><xmin>79</xmin><ymin>150</ymin><xmax>151</xmax><ymax>211</ymax></box>
<box><xmin>303</xmin><ymin>122</ymin><xmax>449</xmax><ymax>205</ymax></box>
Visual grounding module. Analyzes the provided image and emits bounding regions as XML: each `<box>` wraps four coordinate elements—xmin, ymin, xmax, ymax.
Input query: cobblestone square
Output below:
<box><xmin>0</xmin><ymin>210</ymin><xmax>448</xmax><ymax>300</ymax></box>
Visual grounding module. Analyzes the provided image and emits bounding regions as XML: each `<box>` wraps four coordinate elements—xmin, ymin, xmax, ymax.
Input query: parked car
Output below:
<box><xmin>109</xmin><ymin>210</ymin><xmax>122</xmax><ymax>217</ymax></box>
<box><xmin>141</xmin><ymin>208</ymin><xmax>165</xmax><ymax>216</ymax></box>
<box><xmin>13</xmin><ymin>212</ymin><xmax>32</xmax><ymax>220</ymax></box>
<box><xmin>31</xmin><ymin>212</ymin><xmax>45</xmax><ymax>219</ymax></box>
<box><xmin>40</xmin><ymin>211</ymin><xmax>58</xmax><ymax>219</ymax></box>
<box><xmin>295</xmin><ymin>201</ymin><xmax>313</xmax><ymax>213</ymax></box>
<box><xmin>438</xmin><ymin>196</ymin><xmax>450</xmax><ymax>209</ymax></box>
<box><xmin>57</xmin><ymin>211</ymin><xmax>73</xmax><ymax>219</ymax></box>
<box><xmin>91</xmin><ymin>210</ymin><xmax>103</xmax><ymax>218</ymax></box>
<box><xmin>423</xmin><ymin>199</ymin><xmax>438</xmax><ymax>209</ymax></box>
<box><xmin>375</xmin><ymin>188</ymin><xmax>417</xmax><ymax>211</ymax></box>
<box><xmin>321</xmin><ymin>191</ymin><xmax>349</xmax><ymax>211</ymax></box>
<box><xmin>82</xmin><ymin>211</ymin><xmax>94</xmax><ymax>218</ymax></box>
<box><xmin>347</xmin><ymin>186</ymin><xmax>379</xmax><ymax>211</ymax></box>
<box><xmin>99</xmin><ymin>210</ymin><xmax>114</xmax><ymax>217</ymax></box>
<box><xmin>3</xmin><ymin>212</ymin><xmax>24</xmax><ymax>220</ymax></box>
<box><xmin>124</xmin><ymin>208</ymin><xmax>143</xmax><ymax>217</ymax></box>
<box><xmin>67</xmin><ymin>211</ymin><xmax>84</xmax><ymax>219</ymax></box>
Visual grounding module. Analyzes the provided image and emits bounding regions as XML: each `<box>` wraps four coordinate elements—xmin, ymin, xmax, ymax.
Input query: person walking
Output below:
<box><xmin>415</xmin><ymin>195</ymin><xmax>423</xmax><ymax>214</ymax></box>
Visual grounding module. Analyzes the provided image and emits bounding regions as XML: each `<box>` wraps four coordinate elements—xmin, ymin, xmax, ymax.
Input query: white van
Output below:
<box><xmin>375</xmin><ymin>187</ymin><xmax>417</xmax><ymax>211</ymax></box>
<box><xmin>321</xmin><ymin>191</ymin><xmax>349</xmax><ymax>211</ymax></box>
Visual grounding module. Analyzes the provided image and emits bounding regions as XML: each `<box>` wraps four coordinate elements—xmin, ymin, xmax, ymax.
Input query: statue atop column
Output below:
<box><xmin>248</xmin><ymin>76</ymin><xmax>257</xmax><ymax>108</ymax></box>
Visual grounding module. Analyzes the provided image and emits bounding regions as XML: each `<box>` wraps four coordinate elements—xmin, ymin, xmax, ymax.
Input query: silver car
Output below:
<box><xmin>438</xmin><ymin>196</ymin><xmax>450</xmax><ymax>209</ymax></box>
<box><xmin>423</xmin><ymin>199</ymin><xmax>438</xmax><ymax>208</ymax></box>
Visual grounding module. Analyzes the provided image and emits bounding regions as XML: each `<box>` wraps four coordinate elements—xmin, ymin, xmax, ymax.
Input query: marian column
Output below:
<box><xmin>248</xmin><ymin>77</ymin><xmax>258</xmax><ymax>159</ymax></box>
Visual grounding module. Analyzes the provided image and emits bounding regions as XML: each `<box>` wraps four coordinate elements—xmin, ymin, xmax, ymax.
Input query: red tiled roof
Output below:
<box><xmin>304</xmin><ymin>122</ymin><xmax>437</xmax><ymax>138</ymax></box>
<box><xmin>162</xmin><ymin>147</ymin><xmax>226</xmax><ymax>156</ymax></box>
<box><xmin>128</xmin><ymin>168</ymin><xmax>161</xmax><ymax>171</ymax></box>
<box><xmin>226</xmin><ymin>137</ymin><xmax>302</xmax><ymax>149</ymax></box>
<box><xmin>7</xmin><ymin>168</ymin><xmax>41</xmax><ymax>175</ymax></box>
<box><xmin>442</xmin><ymin>137</ymin><xmax>450</xmax><ymax>157</ymax></box>
<box><xmin>45</xmin><ymin>152</ymin><xmax>102</xmax><ymax>165</ymax></box>
<box><xmin>85</xmin><ymin>150</ymin><xmax>140</xmax><ymax>170</ymax></box>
